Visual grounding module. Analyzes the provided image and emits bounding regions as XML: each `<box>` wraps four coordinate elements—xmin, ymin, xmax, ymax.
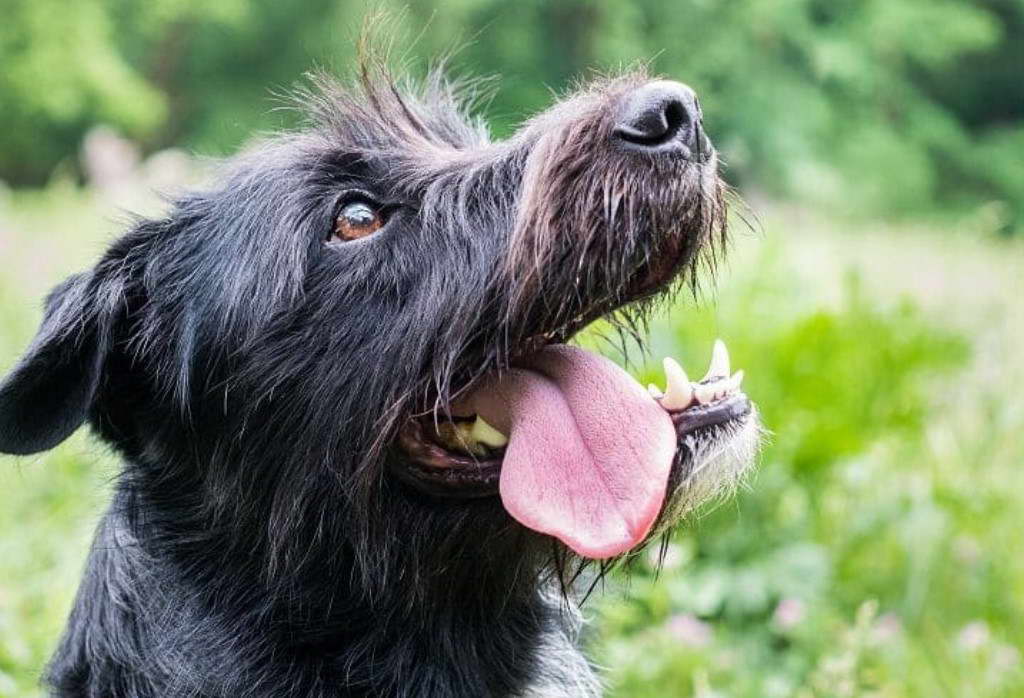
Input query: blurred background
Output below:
<box><xmin>0</xmin><ymin>1</ymin><xmax>1022</xmax><ymax>696</ymax></box>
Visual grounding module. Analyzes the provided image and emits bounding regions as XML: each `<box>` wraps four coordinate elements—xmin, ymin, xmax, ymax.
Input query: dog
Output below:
<box><xmin>0</xmin><ymin>57</ymin><xmax>759</xmax><ymax>697</ymax></box>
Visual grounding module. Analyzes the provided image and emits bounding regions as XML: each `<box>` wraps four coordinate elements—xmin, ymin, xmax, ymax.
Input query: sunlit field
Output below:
<box><xmin>1</xmin><ymin>188</ymin><xmax>1021</xmax><ymax>697</ymax></box>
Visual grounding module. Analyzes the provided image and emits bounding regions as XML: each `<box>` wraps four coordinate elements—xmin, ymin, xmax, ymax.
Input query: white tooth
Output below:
<box><xmin>702</xmin><ymin>339</ymin><xmax>731</xmax><ymax>381</ymax></box>
<box><xmin>470</xmin><ymin>416</ymin><xmax>508</xmax><ymax>449</ymax></box>
<box><xmin>647</xmin><ymin>383</ymin><xmax>664</xmax><ymax>399</ymax></box>
<box><xmin>727</xmin><ymin>370</ymin><xmax>745</xmax><ymax>393</ymax></box>
<box><xmin>694</xmin><ymin>382</ymin><xmax>718</xmax><ymax>405</ymax></box>
<box><xmin>661</xmin><ymin>357</ymin><xmax>694</xmax><ymax>411</ymax></box>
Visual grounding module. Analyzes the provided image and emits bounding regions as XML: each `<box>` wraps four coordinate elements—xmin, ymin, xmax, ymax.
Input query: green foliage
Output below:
<box><xmin>1</xmin><ymin>0</ymin><xmax>1023</xmax><ymax>228</ymax></box>
<box><xmin>0</xmin><ymin>0</ymin><xmax>160</xmax><ymax>182</ymax></box>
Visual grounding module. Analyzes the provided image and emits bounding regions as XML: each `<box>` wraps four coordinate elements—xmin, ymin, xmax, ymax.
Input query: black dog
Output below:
<box><xmin>0</xmin><ymin>59</ymin><xmax>759</xmax><ymax>697</ymax></box>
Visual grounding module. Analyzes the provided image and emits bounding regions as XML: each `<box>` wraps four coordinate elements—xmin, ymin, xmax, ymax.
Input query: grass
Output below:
<box><xmin>0</xmin><ymin>189</ymin><xmax>1022</xmax><ymax>697</ymax></box>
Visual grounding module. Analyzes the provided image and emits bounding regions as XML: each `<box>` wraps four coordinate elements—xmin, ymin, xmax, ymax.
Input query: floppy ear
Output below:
<box><xmin>0</xmin><ymin>273</ymin><xmax>108</xmax><ymax>455</ymax></box>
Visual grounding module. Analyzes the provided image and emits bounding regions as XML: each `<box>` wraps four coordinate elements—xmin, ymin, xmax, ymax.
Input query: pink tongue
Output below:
<box><xmin>465</xmin><ymin>346</ymin><xmax>676</xmax><ymax>559</ymax></box>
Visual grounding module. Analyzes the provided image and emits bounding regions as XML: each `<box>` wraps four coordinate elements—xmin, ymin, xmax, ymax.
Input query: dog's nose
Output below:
<box><xmin>612</xmin><ymin>81</ymin><xmax>709</xmax><ymax>159</ymax></box>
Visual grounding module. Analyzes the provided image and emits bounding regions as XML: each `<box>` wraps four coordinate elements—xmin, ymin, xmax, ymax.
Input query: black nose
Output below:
<box><xmin>612</xmin><ymin>81</ymin><xmax>709</xmax><ymax>159</ymax></box>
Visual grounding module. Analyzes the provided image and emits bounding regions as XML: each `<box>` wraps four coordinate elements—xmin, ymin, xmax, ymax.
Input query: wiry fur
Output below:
<box><xmin>0</xmin><ymin>56</ymin><xmax>752</xmax><ymax>698</ymax></box>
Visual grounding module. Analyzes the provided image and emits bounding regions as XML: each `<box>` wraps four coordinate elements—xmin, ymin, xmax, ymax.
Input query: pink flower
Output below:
<box><xmin>772</xmin><ymin>598</ymin><xmax>806</xmax><ymax>630</ymax></box>
<box><xmin>957</xmin><ymin>621</ymin><xmax>990</xmax><ymax>652</ymax></box>
<box><xmin>665</xmin><ymin>613</ymin><xmax>713</xmax><ymax>647</ymax></box>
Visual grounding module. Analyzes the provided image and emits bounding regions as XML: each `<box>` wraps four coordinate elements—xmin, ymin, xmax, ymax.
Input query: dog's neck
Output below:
<box><xmin>48</xmin><ymin>481</ymin><xmax>599</xmax><ymax>698</ymax></box>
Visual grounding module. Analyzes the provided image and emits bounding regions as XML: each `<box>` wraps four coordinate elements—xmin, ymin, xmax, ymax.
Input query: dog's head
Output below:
<box><xmin>0</xmin><ymin>64</ymin><xmax>757</xmax><ymax>597</ymax></box>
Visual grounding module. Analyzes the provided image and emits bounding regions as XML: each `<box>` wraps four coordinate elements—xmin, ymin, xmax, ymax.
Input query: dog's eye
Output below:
<box><xmin>333</xmin><ymin>201</ymin><xmax>384</xmax><ymax>241</ymax></box>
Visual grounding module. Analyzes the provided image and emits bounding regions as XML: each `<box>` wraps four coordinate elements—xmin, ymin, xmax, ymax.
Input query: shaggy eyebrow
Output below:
<box><xmin>318</xmin><ymin>152</ymin><xmax>373</xmax><ymax>180</ymax></box>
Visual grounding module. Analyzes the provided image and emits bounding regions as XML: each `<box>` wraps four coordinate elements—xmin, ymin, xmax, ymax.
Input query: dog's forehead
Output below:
<box><xmin>305</xmin><ymin>73</ymin><xmax>490</xmax><ymax>160</ymax></box>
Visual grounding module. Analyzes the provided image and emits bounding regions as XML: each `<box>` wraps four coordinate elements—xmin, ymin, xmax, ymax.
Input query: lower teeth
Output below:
<box><xmin>433</xmin><ymin>416</ymin><xmax>506</xmax><ymax>457</ymax></box>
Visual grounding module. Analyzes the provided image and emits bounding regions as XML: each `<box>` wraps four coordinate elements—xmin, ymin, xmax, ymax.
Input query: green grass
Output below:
<box><xmin>0</xmin><ymin>190</ymin><xmax>1022</xmax><ymax>697</ymax></box>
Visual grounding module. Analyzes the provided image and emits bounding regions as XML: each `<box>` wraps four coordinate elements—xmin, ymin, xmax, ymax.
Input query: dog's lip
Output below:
<box><xmin>672</xmin><ymin>392</ymin><xmax>752</xmax><ymax>435</ymax></box>
<box><xmin>393</xmin><ymin>418</ymin><xmax>502</xmax><ymax>498</ymax></box>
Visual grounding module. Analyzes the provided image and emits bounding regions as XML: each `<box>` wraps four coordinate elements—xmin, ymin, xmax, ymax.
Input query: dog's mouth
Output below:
<box><xmin>396</xmin><ymin>335</ymin><xmax>752</xmax><ymax>558</ymax></box>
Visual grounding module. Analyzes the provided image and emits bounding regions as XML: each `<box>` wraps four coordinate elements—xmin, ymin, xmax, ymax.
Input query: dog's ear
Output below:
<box><xmin>0</xmin><ymin>273</ymin><xmax>110</xmax><ymax>455</ymax></box>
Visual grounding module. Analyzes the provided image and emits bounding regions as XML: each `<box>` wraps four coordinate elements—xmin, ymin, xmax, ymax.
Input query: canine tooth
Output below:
<box><xmin>694</xmin><ymin>382</ymin><xmax>718</xmax><ymax>405</ymax></box>
<box><xmin>647</xmin><ymin>383</ymin><xmax>664</xmax><ymax>399</ymax></box>
<box><xmin>470</xmin><ymin>415</ymin><xmax>508</xmax><ymax>449</ymax></box>
<box><xmin>702</xmin><ymin>339</ymin><xmax>731</xmax><ymax>381</ymax></box>
<box><xmin>661</xmin><ymin>357</ymin><xmax>695</xmax><ymax>410</ymax></box>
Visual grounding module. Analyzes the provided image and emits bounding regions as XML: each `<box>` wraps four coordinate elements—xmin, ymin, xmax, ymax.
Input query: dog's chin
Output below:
<box><xmin>657</xmin><ymin>398</ymin><xmax>761</xmax><ymax>528</ymax></box>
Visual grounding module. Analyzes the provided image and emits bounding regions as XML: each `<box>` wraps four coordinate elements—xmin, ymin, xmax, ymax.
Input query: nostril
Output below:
<box><xmin>661</xmin><ymin>100</ymin><xmax>688</xmax><ymax>140</ymax></box>
<box><xmin>614</xmin><ymin>99</ymin><xmax>688</xmax><ymax>147</ymax></box>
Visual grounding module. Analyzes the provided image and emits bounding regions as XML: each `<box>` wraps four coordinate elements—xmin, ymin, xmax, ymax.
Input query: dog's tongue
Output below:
<box><xmin>466</xmin><ymin>345</ymin><xmax>676</xmax><ymax>559</ymax></box>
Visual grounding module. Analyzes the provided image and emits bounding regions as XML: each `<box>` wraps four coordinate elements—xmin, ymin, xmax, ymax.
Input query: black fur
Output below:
<box><xmin>0</xmin><ymin>56</ymin><xmax>746</xmax><ymax>697</ymax></box>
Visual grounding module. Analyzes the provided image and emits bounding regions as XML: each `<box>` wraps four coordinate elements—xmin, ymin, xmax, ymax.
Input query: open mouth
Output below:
<box><xmin>395</xmin><ymin>336</ymin><xmax>752</xmax><ymax>557</ymax></box>
<box><xmin>399</xmin><ymin>341</ymin><xmax>747</xmax><ymax>485</ymax></box>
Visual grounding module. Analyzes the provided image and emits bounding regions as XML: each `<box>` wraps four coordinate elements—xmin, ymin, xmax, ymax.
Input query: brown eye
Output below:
<box><xmin>333</xmin><ymin>201</ymin><xmax>384</xmax><ymax>241</ymax></box>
